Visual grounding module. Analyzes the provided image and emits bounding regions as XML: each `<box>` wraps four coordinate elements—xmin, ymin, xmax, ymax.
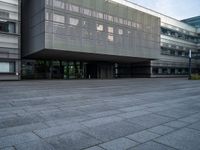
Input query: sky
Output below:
<box><xmin>129</xmin><ymin>0</ymin><xmax>200</xmax><ymax>20</ymax></box>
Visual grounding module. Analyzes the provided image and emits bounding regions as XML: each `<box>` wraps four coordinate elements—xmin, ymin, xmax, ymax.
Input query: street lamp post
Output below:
<box><xmin>188</xmin><ymin>50</ymin><xmax>192</xmax><ymax>80</ymax></box>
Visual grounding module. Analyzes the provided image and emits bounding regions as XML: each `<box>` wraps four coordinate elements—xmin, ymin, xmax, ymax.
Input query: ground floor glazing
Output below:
<box><xmin>21</xmin><ymin>59</ymin><xmax>200</xmax><ymax>80</ymax></box>
<box><xmin>21</xmin><ymin>60</ymin><xmax>152</xmax><ymax>79</ymax></box>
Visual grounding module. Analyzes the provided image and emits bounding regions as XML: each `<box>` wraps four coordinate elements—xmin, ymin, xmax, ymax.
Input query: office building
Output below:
<box><xmin>1</xmin><ymin>0</ymin><xmax>200</xmax><ymax>80</ymax></box>
<box><xmin>0</xmin><ymin>0</ymin><xmax>21</xmax><ymax>80</ymax></box>
<box><xmin>182</xmin><ymin>16</ymin><xmax>200</xmax><ymax>28</ymax></box>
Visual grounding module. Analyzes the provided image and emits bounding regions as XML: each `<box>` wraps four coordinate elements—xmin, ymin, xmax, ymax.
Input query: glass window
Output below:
<box><xmin>0</xmin><ymin>11</ymin><xmax>9</xmax><ymax>19</ymax></box>
<box><xmin>118</xmin><ymin>29</ymin><xmax>123</xmax><ymax>35</ymax></box>
<box><xmin>178</xmin><ymin>51</ymin><xmax>182</xmax><ymax>56</ymax></box>
<box><xmin>96</xmin><ymin>24</ymin><xmax>103</xmax><ymax>31</ymax></box>
<box><xmin>0</xmin><ymin>10</ymin><xmax>18</xmax><ymax>20</ymax></box>
<box><xmin>124</xmin><ymin>19</ymin><xmax>128</xmax><ymax>25</ymax></box>
<box><xmin>132</xmin><ymin>22</ymin><xmax>137</xmax><ymax>28</ymax></box>
<box><xmin>82</xmin><ymin>20</ymin><xmax>89</xmax><ymax>28</ymax></box>
<box><xmin>45</xmin><ymin>12</ymin><xmax>49</xmax><ymax>20</ymax></box>
<box><xmin>114</xmin><ymin>17</ymin><xmax>118</xmax><ymax>23</ymax></box>
<box><xmin>69</xmin><ymin>17</ymin><xmax>79</xmax><ymax>26</ymax></box>
<box><xmin>162</xmin><ymin>68</ymin><xmax>168</xmax><ymax>74</ymax></box>
<box><xmin>82</xmin><ymin>8</ymin><xmax>91</xmax><ymax>16</ymax></box>
<box><xmin>69</xmin><ymin>4</ymin><xmax>79</xmax><ymax>13</ymax></box>
<box><xmin>128</xmin><ymin>21</ymin><xmax>132</xmax><ymax>27</ymax></box>
<box><xmin>0</xmin><ymin>1</ymin><xmax>18</xmax><ymax>12</ymax></box>
<box><xmin>0</xmin><ymin>20</ymin><xmax>16</xmax><ymax>33</ymax></box>
<box><xmin>153</xmin><ymin>68</ymin><xmax>159</xmax><ymax>75</ymax></box>
<box><xmin>53</xmin><ymin>0</ymin><xmax>65</xmax><ymax>9</ymax></box>
<box><xmin>158</xmin><ymin>68</ymin><xmax>162</xmax><ymax>74</ymax></box>
<box><xmin>136</xmin><ymin>23</ymin><xmax>141</xmax><ymax>29</ymax></box>
<box><xmin>46</xmin><ymin>0</ymin><xmax>51</xmax><ymax>5</ymax></box>
<box><xmin>53</xmin><ymin>14</ymin><xmax>65</xmax><ymax>23</ymax></box>
<box><xmin>161</xmin><ymin>48</ymin><xmax>170</xmax><ymax>55</ymax></box>
<box><xmin>119</xmin><ymin>18</ymin><xmax>123</xmax><ymax>24</ymax></box>
<box><xmin>107</xmin><ymin>15</ymin><xmax>113</xmax><ymax>22</ymax></box>
<box><xmin>107</xmin><ymin>34</ymin><xmax>114</xmax><ymax>42</ymax></box>
<box><xmin>108</xmin><ymin>27</ymin><xmax>113</xmax><ymax>33</ymax></box>
<box><xmin>1</xmin><ymin>0</ymin><xmax>18</xmax><ymax>5</ymax></box>
<box><xmin>97</xmin><ymin>12</ymin><xmax>103</xmax><ymax>19</ymax></box>
<box><xmin>0</xmin><ymin>62</ymin><xmax>15</xmax><ymax>73</ymax></box>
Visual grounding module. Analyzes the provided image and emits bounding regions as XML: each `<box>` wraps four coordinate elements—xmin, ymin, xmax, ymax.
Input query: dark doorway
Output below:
<box><xmin>86</xmin><ymin>63</ymin><xmax>97</xmax><ymax>79</ymax></box>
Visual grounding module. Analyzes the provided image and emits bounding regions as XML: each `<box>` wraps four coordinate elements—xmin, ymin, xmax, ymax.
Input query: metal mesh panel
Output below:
<box><xmin>43</xmin><ymin>0</ymin><xmax>160</xmax><ymax>59</ymax></box>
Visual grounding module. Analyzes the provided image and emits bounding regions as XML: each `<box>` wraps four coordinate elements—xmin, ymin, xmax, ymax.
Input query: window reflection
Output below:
<box><xmin>69</xmin><ymin>4</ymin><xmax>79</xmax><ymax>13</ymax></box>
<box><xmin>118</xmin><ymin>29</ymin><xmax>123</xmax><ymax>35</ymax></box>
<box><xmin>0</xmin><ymin>20</ymin><xmax>16</xmax><ymax>33</ymax></box>
<box><xmin>53</xmin><ymin>14</ymin><xmax>65</xmax><ymax>23</ymax></box>
<box><xmin>53</xmin><ymin>0</ymin><xmax>65</xmax><ymax>9</ymax></box>
<box><xmin>108</xmin><ymin>27</ymin><xmax>113</xmax><ymax>33</ymax></box>
<box><xmin>69</xmin><ymin>17</ymin><xmax>79</xmax><ymax>26</ymax></box>
<box><xmin>107</xmin><ymin>34</ymin><xmax>114</xmax><ymax>42</ymax></box>
<box><xmin>0</xmin><ymin>62</ymin><xmax>15</xmax><ymax>73</ymax></box>
<box><xmin>97</xmin><ymin>24</ymin><xmax>103</xmax><ymax>31</ymax></box>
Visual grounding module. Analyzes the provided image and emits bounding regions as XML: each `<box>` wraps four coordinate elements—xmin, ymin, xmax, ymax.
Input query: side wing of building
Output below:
<box><xmin>113</xmin><ymin>0</ymin><xmax>200</xmax><ymax>77</ymax></box>
<box><xmin>0</xmin><ymin>0</ymin><xmax>21</xmax><ymax>80</ymax></box>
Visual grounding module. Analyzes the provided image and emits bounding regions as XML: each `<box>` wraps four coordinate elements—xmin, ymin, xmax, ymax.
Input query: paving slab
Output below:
<box><xmin>126</xmin><ymin>114</ymin><xmax>174</xmax><ymax>128</ymax></box>
<box><xmin>34</xmin><ymin>123</ymin><xmax>83</xmax><ymax>138</ymax></box>
<box><xmin>127</xmin><ymin>130</ymin><xmax>160</xmax><ymax>143</ymax></box>
<box><xmin>15</xmin><ymin>140</ymin><xmax>55</xmax><ymax>150</ymax></box>
<box><xmin>99</xmin><ymin>137</ymin><xmax>138</xmax><ymax>150</ymax></box>
<box><xmin>155</xmin><ymin>109</ymin><xmax>196</xmax><ymax>119</ymax></box>
<box><xmin>0</xmin><ymin>123</ymin><xmax>47</xmax><ymax>138</ymax></box>
<box><xmin>81</xmin><ymin>116</ymin><xmax>123</xmax><ymax>127</ymax></box>
<box><xmin>164</xmin><ymin>120</ymin><xmax>189</xmax><ymax>129</ymax></box>
<box><xmin>187</xmin><ymin>121</ymin><xmax>200</xmax><ymax>131</ymax></box>
<box><xmin>0</xmin><ymin>132</ymin><xmax>40</xmax><ymax>148</ymax></box>
<box><xmin>118</xmin><ymin>110</ymin><xmax>151</xmax><ymax>119</ymax></box>
<box><xmin>148</xmin><ymin>125</ymin><xmax>174</xmax><ymax>135</ymax></box>
<box><xmin>82</xmin><ymin>121</ymin><xmax>145</xmax><ymax>142</ymax></box>
<box><xmin>155</xmin><ymin>128</ymin><xmax>200</xmax><ymax>150</ymax></box>
<box><xmin>129</xmin><ymin>141</ymin><xmax>176</xmax><ymax>150</ymax></box>
<box><xmin>45</xmin><ymin>131</ymin><xmax>101</xmax><ymax>150</ymax></box>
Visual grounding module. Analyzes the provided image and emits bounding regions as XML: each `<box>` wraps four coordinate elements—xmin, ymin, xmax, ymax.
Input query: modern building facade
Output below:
<box><xmin>21</xmin><ymin>0</ymin><xmax>160</xmax><ymax>79</ymax></box>
<box><xmin>1</xmin><ymin>0</ymin><xmax>199</xmax><ymax>80</ymax></box>
<box><xmin>182</xmin><ymin>16</ymin><xmax>200</xmax><ymax>28</ymax></box>
<box><xmin>0</xmin><ymin>0</ymin><xmax>21</xmax><ymax>80</ymax></box>
<box><xmin>113</xmin><ymin>0</ymin><xmax>200</xmax><ymax>77</ymax></box>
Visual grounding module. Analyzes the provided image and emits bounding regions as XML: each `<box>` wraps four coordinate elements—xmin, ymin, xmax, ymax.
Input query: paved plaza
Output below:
<box><xmin>0</xmin><ymin>78</ymin><xmax>200</xmax><ymax>150</ymax></box>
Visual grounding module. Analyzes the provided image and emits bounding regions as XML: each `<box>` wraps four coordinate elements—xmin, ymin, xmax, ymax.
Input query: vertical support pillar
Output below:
<box><xmin>49</xmin><ymin>61</ymin><xmax>52</xmax><ymax>79</ymax></box>
<box><xmin>114</xmin><ymin>63</ymin><xmax>118</xmax><ymax>78</ymax></box>
<box><xmin>188</xmin><ymin>50</ymin><xmax>192</xmax><ymax>80</ymax></box>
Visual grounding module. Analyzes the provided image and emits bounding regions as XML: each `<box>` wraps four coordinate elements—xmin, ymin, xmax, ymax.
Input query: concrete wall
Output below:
<box><xmin>22</xmin><ymin>0</ymin><xmax>45</xmax><ymax>56</ymax></box>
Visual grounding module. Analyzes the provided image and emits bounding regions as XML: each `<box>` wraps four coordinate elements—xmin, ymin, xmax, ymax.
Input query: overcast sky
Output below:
<box><xmin>129</xmin><ymin>0</ymin><xmax>200</xmax><ymax>20</ymax></box>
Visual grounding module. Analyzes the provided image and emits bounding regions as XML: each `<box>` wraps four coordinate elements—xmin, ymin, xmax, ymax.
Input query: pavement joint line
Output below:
<box><xmin>151</xmin><ymin>140</ymin><xmax>180</xmax><ymax>150</ymax></box>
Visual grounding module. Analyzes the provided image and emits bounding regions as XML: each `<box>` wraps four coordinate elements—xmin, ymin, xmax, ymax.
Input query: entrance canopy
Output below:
<box><xmin>23</xmin><ymin>49</ymin><xmax>155</xmax><ymax>63</ymax></box>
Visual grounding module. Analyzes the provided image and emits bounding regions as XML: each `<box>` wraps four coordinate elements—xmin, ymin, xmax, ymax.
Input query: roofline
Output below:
<box><xmin>124</xmin><ymin>0</ymin><xmax>181</xmax><ymax>21</ymax></box>
<box><xmin>182</xmin><ymin>16</ymin><xmax>200</xmax><ymax>21</ymax></box>
<box><xmin>117</xmin><ymin>0</ymin><xmax>197</xmax><ymax>29</ymax></box>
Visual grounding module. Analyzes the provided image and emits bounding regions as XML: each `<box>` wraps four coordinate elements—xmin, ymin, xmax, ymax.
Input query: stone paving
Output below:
<box><xmin>0</xmin><ymin>78</ymin><xmax>200</xmax><ymax>150</ymax></box>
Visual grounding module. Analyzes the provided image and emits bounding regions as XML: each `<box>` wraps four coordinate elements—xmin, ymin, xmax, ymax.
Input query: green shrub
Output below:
<box><xmin>191</xmin><ymin>74</ymin><xmax>200</xmax><ymax>80</ymax></box>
